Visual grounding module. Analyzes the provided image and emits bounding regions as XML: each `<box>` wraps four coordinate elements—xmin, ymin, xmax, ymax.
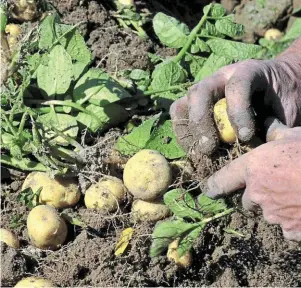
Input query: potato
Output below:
<box><xmin>167</xmin><ymin>239</ymin><xmax>192</xmax><ymax>268</ymax></box>
<box><xmin>213</xmin><ymin>98</ymin><xmax>237</xmax><ymax>143</ymax></box>
<box><xmin>27</xmin><ymin>205</ymin><xmax>67</xmax><ymax>250</ymax></box>
<box><xmin>11</xmin><ymin>0</ymin><xmax>38</xmax><ymax>22</ymax></box>
<box><xmin>84</xmin><ymin>177</ymin><xmax>127</xmax><ymax>212</ymax></box>
<box><xmin>0</xmin><ymin>228</ymin><xmax>20</xmax><ymax>248</ymax></box>
<box><xmin>264</xmin><ymin>28</ymin><xmax>283</xmax><ymax>41</ymax></box>
<box><xmin>132</xmin><ymin>199</ymin><xmax>170</xmax><ymax>222</ymax></box>
<box><xmin>15</xmin><ymin>277</ymin><xmax>54</xmax><ymax>287</ymax></box>
<box><xmin>123</xmin><ymin>150</ymin><xmax>172</xmax><ymax>200</ymax></box>
<box><xmin>22</xmin><ymin>172</ymin><xmax>81</xmax><ymax>209</ymax></box>
<box><xmin>5</xmin><ymin>24</ymin><xmax>21</xmax><ymax>37</ymax></box>
<box><xmin>118</xmin><ymin>0</ymin><xmax>134</xmax><ymax>5</ymax></box>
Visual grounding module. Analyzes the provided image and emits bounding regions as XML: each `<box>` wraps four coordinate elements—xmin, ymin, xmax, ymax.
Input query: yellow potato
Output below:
<box><xmin>5</xmin><ymin>24</ymin><xmax>22</xmax><ymax>37</ymax></box>
<box><xmin>264</xmin><ymin>28</ymin><xmax>283</xmax><ymax>41</ymax></box>
<box><xmin>167</xmin><ymin>239</ymin><xmax>192</xmax><ymax>268</ymax></box>
<box><xmin>0</xmin><ymin>228</ymin><xmax>20</xmax><ymax>248</ymax></box>
<box><xmin>22</xmin><ymin>172</ymin><xmax>81</xmax><ymax>209</ymax></box>
<box><xmin>15</xmin><ymin>277</ymin><xmax>54</xmax><ymax>287</ymax></box>
<box><xmin>119</xmin><ymin>0</ymin><xmax>134</xmax><ymax>5</ymax></box>
<box><xmin>84</xmin><ymin>177</ymin><xmax>127</xmax><ymax>212</ymax></box>
<box><xmin>213</xmin><ymin>98</ymin><xmax>237</xmax><ymax>143</ymax></box>
<box><xmin>132</xmin><ymin>199</ymin><xmax>170</xmax><ymax>222</ymax></box>
<box><xmin>27</xmin><ymin>205</ymin><xmax>67</xmax><ymax>250</ymax></box>
<box><xmin>123</xmin><ymin>150</ymin><xmax>172</xmax><ymax>200</ymax></box>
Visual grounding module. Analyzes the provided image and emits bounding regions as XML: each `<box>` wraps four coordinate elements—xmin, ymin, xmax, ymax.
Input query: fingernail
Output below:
<box><xmin>239</xmin><ymin>127</ymin><xmax>251</xmax><ymax>139</ymax></box>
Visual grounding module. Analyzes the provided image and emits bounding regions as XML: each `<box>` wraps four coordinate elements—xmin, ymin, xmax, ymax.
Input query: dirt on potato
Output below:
<box><xmin>1</xmin><ymin>0</ymin><xmax>301</xmax><ymax>287</ymax></box>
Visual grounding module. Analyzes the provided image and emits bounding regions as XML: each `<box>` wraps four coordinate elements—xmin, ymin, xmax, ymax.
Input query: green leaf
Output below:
<box><xmin>195</xmin><ymin>38</ymin><xmax>211</xmax><ymax>53</ymax></box>
<box><xmin>153</xmin><ymin>12</ymin><xmax>190</xmax><ymax>48</ymax></box>
<box><xmin>1</xmin><ymin>155</ymin><xmax>49</xmax><ymax>172</ymax></box>
<box><xmin>72</xmin><ymin>61</ymin><xmax>89</xmax><ymax>80</ymax></box>
<box><xmin>206</xmin><ymin>39</ymin><xmax>264</xmax><ymax>60</ymax></box>
<box><xmin>115</xmin><ymin>114</ymin><xmax>160</xmax><ymax>155</ymax></box>
<box><xmin>37</xmin><ymin>45</ymin><xmax>73</xmax><ymax>96</ymax></box>
<box><xmin>151</xmin><ymin>91</ymin><xmax>183</xmax><ymax>110</ymax></box>
<box><xmin>0</xmin><ymin>6</ymin><xmax>7</xmax><ymax>33</ymax></box>
<box><xmin>145</xmin><ymin>120</ymin><xmax>186</xmax><ymax>159</ymax></box>
<box><xmin>282</xmin><ymin>18</ymin><xmax>301</xmax><ymax>41</ymax></box>
<box><xmin>200</xmin><ymin>21</ymin><xmax>225</xmax><ymax>38</ymax></box>
<box><xmin>74</xmin><ymin>68</ymin><xmax>131</xmax><ymax>106</ymax></box>
<box><xmin>177</xmin><ymin>224</ymin><xmax>204</xmax><ymax>257</ymax></box>
<box><xmin>195</xmin><ymin>54</ymin><xmax>233</xmax><ymax>81</ymax></box>
<box><xmin>164</xmin><ymin>189</ymin><xmax>203</xmax><ymax>220</ymax></box>
<box><xmin>151</xmin><ymin>61</ymin><xmax>187</xmax><ymax>91</ymax></box>
<box><xmin>215</xmin><ymin>19</ymin><xmax>245</xmax><ymax>37</ymax></box>
<box><xmin>76</xmin><ymin>103</ymin><xmax>128</xmax><ymax>133</ymax></box>
<box><xmin>39</xmin><ymin>15</ymin><xmax>59</xmax><ymax>50</ymax></box>
<box><xmin>150</xmin><ymin>219</ymin><xmax>197</xmax><ymax>257</ymax></box>
<box><xmin>185</xmin><ymin>54</ymin><xmax>206</xmax><ymax>78</ymax></box>
<box><xmin>256</xmin><ymin>0</ymin><xmax>266</xmax><ymax>9</ymax></box>
<box><xmin>129</xmin><ymin>69</ymin><xmax>150</xmax><ymax>81</ymax></box>
<box><xmin>190</xmin><ymin>44</ymin><xmax>199</xmax><ymax>54</ymax></box>
<box><xmin>197</xmin><ymin>194</ymin><xmax>228</xmax><ymax>215</ymax></box>
<box><xmin>56</xmin><ymin>23</ymin><xmax>92</xmax><ymax>64</ymax></box>
<box><xmin>204</xmin><ymin>3</ymin><xmax>226</xmax><ymax>17</ymax></box>
<box><xmin>37</xmin><ymin>113</ymin><xmax>79</xmax><ymax>146</ymax></box>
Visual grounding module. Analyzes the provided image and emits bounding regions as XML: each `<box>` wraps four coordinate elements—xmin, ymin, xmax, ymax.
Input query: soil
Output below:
<box><xmin>1</xmin><ymin>0</ymin><xmax>301</xmax><ymax>287</ymax></box>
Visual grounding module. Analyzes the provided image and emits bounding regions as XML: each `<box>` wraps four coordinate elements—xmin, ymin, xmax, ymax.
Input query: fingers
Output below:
<box><xmin>265</xmin><ymin>117</ymin><xmax>301</xmax><ymax>141</ymax></box>
<box><xmin>225</xmin><ymin>60</ymin><xmax>268</xmax><ymax>142</ymax></box>
<box><xmin>170</xmin><ymin>96</ymin><xmax>193</xmax><ymax>153</ymax></box>
<box><xmin>282</xmin><ymin>229</ymin><xmax>301</xmax><ymax>242</ymax></box>
<box><xmin>241</xmin><ymin>188</ymin><xmax>261</xmax><ymax>213</ymax></box>
<box><xmin>187</xmin><ymin>73</ymin><xmax>227</xmax><ymax>155</ymax></box>
<box><xmin>206</xmin><ymin>153</ymin><xmax>248</xmax><ymax>198</ymax></box>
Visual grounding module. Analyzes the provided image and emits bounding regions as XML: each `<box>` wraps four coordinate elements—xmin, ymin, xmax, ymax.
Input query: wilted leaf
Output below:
<box><xmin>61</xmin><ymin>213</ymin><xmax>87</xmax><ymax>228</ymax></box>
<box><xmin>150</xmin><ymin>219</ymin><xmax>197</xmax><ymax>257</ymax></box>
<box><xmin>115</xmin><ymin>114</ymin><xmax>160</xmax><ymax>155</ymax></box>
<box><xmin>37</xmin><ymin>45</ymin><xmax>73</xmax><ymax>96</ymax></box>
<box><xmin>153</xmin><ymin>12</ymin><xmax>190</xmax><ymax>48</ymax></box>
<box><xmin>164</xmin><ymin>189</ymin><xmax>203</xmax><ymax>220</ymax></box>
<box><xmin>115</xmin><ymin>227</ymin><xmax>134</xmax><ymax>256</ymax></box>
<box><xmin>145</xmin><ymin>120</ymin><xmax>185</xmax><ymax>159</ymax></box>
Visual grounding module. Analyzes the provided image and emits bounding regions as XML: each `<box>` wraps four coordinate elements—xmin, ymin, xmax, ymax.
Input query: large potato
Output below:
<box><xmin>84</xmin><ymin>177</ymin><xmax>127</xmax><ymax>212</ymax></box>
<box><xmin>15</xmin><ymin>277</ymin><xmax>54</xmax><ymax>287</ymax></box>
<box><xmin>213</xmin><ymin>98</ymin><xmax>237</xmax><ymax>143</ymax></box>
<box><xmin>0</xmin><ymin>228</ymin><xmax>20</xmax><ymax>248</ymax></box>
<box><xmin>132</xmin><ymin>199</ymin><xmax>170</xmax><ymax>222</ymax></box>
<box><xmin>123</xmin><ymin>150</ymin><xmax>172</xmax><ymax>200</ymax></box>
<box><xmin>167</xmin><ymin>239</ymin><xmax>192</xmax><ymax>268</ymax></box>
<box><xmin>27</xmin><ymin>205</ymin><xmax>67</xmax><ymax>250</ymax></box>
<box><xmin>22</xmin><ymin>172</ymin><xmax>81</xmax><ymax>209</ymax></box>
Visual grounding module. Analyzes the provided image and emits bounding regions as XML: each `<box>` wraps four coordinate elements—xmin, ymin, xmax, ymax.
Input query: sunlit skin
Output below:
<box><xmin>170</xmin><ymin>37</ymin><xmax>301</xmax><ymax>241</ymax></box>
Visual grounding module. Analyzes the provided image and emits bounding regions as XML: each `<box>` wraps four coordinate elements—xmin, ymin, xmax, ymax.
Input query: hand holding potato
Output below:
<box><xmin>170</xmin><ymin>37</ymin><xmax>301</xmax><ymax>155</ymax></box>
<box><xmin>206</xmin><ymin>121</ymin><xmax>301</xmax><ymax>242</ymax></box>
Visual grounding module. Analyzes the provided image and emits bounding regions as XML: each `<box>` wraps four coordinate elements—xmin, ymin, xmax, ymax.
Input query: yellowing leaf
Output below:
<box><xmin>115</xmin><ymin>227</ymin><xmax>134</xmax><ymax>256</ymax></box>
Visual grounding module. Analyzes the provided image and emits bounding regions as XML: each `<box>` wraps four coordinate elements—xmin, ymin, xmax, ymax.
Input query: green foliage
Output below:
<box><xmin>150</xmin><ymin>188</ymin><xmax>233</xmax><ymax>258</ymax></box>
<box><xmin>17</xmin><ymin>187</ymin><xmax>42</xmax><ymax>209</ymax></box>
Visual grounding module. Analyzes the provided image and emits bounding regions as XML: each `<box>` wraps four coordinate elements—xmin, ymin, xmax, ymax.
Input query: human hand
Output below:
<box><xmin>170</xmin><ymin>38</ymin><xmax>301</xmax><ymax>155</ymax></box>
<box><xmin>206</xmin><ymin>120</ymin><xmax>301</xmax><ymax>241</ymax></box>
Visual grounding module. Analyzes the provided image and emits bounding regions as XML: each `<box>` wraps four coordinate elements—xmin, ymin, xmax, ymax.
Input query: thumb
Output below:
<box><xmin>206</xmin><ymin>153</ymin><xmax>248</xmax><ymax>198</ymax></box>
<box><xmin>265</xmin><ymin>117</ymin><xmax>301</xmax><ymax>141</ymax></box>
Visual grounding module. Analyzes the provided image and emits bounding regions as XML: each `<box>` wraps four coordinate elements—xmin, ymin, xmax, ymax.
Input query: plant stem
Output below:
<box><xmin>144</xmin><ymin>81</ymin><xmax>197</xmax><ymax>96</ymax></box>
<box><xmin>130</xmin><ymin>20</ymin><xmax>148</xmax><ymax>39</ymax></box>
<box><xmin>201</xmin><ymin>208</ymin><xmax>234</xmax><ymax>225</ymax></box>
<box><xmin>18</xmin><ymin>111</ymin><xmax>28</xmax><ymax>135</ymax></box>
<box><xmin>173</xmin><ymin>3</ymin><xmax>212</xmax><ymax>63</ymax></box>
<box><xmin>2</xmin><ymin>112</ymin><xmax>17</xmax><ymax>136</ymax></box>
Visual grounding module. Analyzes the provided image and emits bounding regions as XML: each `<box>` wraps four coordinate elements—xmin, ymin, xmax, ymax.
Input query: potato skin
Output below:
<box><xmin>15</xmin><ymin>277</ymin><xmax>54</xmax><ymax>287</ymax></box>
<box><xmin>213</xmin><ymin>98</ymin><xmax>237</xmax><ymax>143</ymax></box>
<box><xmin>27</xmin><ymin>205</ymin><xmax>67</xmax><ymax>250</ymax></box>
<box><xmin>123</xmin><ymin>150</ymin><xmax>172</xmax><ymax>200</ymax></box>
<box><xmin>0</xmin><ymin>228</ymin><xmax>20</xmax><ymax>248</ymax></box>
<box><xmin>84</xmin><ymin>177</ymin><xmax>126</xmax><ymax>212</ymax></box>
<box><xmin>167</xmin><ymin>239</ymin><xmax>192</xmax><ymax>268</ymax></box>
<box><xmin>22</xmin><ymin>172</ymin><xmax>81</xmax><ymax>209</ymax></box>
<box><xmin>132</xmin><ymin>199</ymin><xmax>170</xmax><ymax>222</ymax></box>
<box><xmin>264</xmin><ymin>28</ymin><xmax>283</xmax><ymax>41</ymax></box>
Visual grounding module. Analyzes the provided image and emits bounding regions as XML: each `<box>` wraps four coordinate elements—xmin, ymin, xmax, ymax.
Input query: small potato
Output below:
<box><xmin>5</xmin><ymin>24</ymin><xmax>21</xmax><ymax>37</ymax></box>
<box><xmin>0</xmin><ymin>228</ymin><xmax>20</xmax><ymax>248</ymax></box>
<box><xmin>27</xmin><ymin>205</ymin><xmax>67</xmax><ymax>250</ymax></box>
<box><xmin>84</xmin><ymin>177</ymin><xmax>127</xmax><ymax>212</ymax></box>
<box><xmin>167</xmin><ymin>239</ymin><xmax>192</xmax><ymax>268</ymax></box>
<box><xmin>213</xmin><ymin>98</ymin><xmax>237</xmax><ymax>143</ymax></box>
<box><xmin>119</xmin><ymin>0</ymin><xmax>134</xmax><ymax>5</ymax></box>
<box><xmin>264</xmin><ymin>28</ymin><xmax>283</xmax><ymax>41</ymax></box>
<box><xmin>132</xmin><ymin>199</ymin><xmax>170</xmax><ymax>222</ymax></box>
<box><xmin>15</xmin><ymin>277</ymin><xmax>54</xmax><ymax>287</ymax></box>
<box><xmin>22</xmin><ymin>172</ymin><xmax>81</xmax><ymax>209</ymax></box>
<box><xmin>123</xmin><ymin>150</ymin><xmax>172</xmax><ymax>200</ymax></box>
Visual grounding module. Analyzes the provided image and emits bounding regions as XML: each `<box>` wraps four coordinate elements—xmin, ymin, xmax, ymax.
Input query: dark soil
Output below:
<box><xmin>1</xmin><ymin>0</ymin><xmax>301</xmax><ymax>287</ymax></box>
